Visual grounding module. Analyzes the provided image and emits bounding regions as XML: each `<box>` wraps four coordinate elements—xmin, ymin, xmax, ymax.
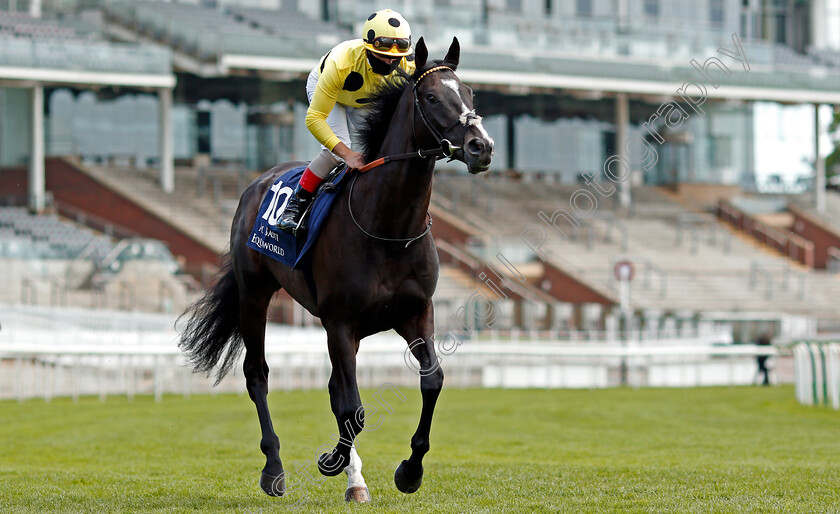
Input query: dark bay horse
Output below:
<box><xmin>178</xmin><ymin>37</ymin><xmax>493</xmax><ymax>503</ymax></box>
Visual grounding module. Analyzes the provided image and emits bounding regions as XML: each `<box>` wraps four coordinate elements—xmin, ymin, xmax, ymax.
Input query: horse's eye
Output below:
<box><xmin>425</xmin><ymin>93</ymin><xmax>437</xmax><ymax>104</ymax></box>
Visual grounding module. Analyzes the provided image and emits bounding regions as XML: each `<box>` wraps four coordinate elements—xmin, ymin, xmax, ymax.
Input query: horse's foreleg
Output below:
<box><xmin>240</xmin><ymin>287</ymin><xmax>285</xmax><ymax>496</ymax></box>
<box><xmin>322</xmin><ymin>365</ymin><xmax>370</xmax><ymax>502</ymax></box>
<box><xmin>343</xmin><ymin>446</ymin><xmax>371</xmax><ymax>502</ymax></box>
<box><xmin>318</xmin><ymin>325</ymin><xmax>364</xmax><ymax>480</ymax></box>
<box><xmin>394</xmin><ymin>302</ymin><xmax>443</xmax><ymax>494</ymax></box>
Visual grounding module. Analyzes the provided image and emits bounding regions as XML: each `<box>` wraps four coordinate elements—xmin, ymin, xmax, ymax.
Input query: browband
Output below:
<box><xmin>413</xmin><ymin>65</ymin><xmax>452</xmax><ymax>88</ymax></box>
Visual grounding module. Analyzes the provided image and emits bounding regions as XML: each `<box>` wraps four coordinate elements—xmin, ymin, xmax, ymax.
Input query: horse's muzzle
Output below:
<box><xmin>464</xmin><ymin>135</ymin><xmax>494</xmax><ymax>174</ymax></box>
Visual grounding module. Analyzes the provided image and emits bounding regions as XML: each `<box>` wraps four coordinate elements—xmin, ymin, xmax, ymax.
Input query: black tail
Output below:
<box><xmin>177</xmin><ymin>254</ymin><xmax>242</xmax><ymax>384</ymax></box>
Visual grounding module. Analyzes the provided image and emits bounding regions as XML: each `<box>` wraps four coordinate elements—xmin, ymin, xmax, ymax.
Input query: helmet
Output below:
<box><xmin>362</xmin><ymin>9</ymin><xmax>412</xmax><ymax>57</ymax></box>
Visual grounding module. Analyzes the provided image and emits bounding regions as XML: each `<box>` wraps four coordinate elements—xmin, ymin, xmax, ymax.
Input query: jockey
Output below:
<box><xmin>276</xmin><ymin>9</ymin><xmax>416</xmax><ymax>232</ymax></box>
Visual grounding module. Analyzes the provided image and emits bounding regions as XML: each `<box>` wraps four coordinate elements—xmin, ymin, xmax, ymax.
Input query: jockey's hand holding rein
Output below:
<box><xmin>333</xmin><ymin>142</ymin><xmax>366</xmax><ymax>170</ymax></box>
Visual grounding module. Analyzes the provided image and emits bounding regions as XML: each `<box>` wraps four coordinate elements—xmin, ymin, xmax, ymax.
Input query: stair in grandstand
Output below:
<box><xmin>73</xmin><ymin>160</ymin><xmax>234</xmax><ymax>255</ymax></box>
<box><xmin>788</xmin><ymin>189</ymin><xmax>840</xmax><ymax>235</ymax></box>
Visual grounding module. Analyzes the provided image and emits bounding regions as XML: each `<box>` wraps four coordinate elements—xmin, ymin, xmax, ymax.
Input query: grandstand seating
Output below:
<box><xmin>227</xmin><ymin>7</ymin><xmax>352</xmax><ymax>42</ymax></box>
<box><xmin>431</xmin><ymin>175</ymin><xmax>840</xmax><ymax>318</ymax></box>
<box><xmin>0</xmin><ymin>11</ymin><xmax>88</xmax><ymax>41</ymax></box>
<box><xmin>106</xmin><ymin>1</ymin><xmax>351</xmax><ymax>60</ymax></box>
<box><xmin>0</xmin><ymin>10</ymin><xmax>170</xmax><ymax>75</ymax></box>
<box><xmin>59</xmin><ymin>160</ymin><xmax>840</xmax><ymax>323</ymax></box>
<box><xmin>0</xmin><ymin>206</ymin><xmax>112</xmax><ymax>260</ymax></box>
<box><xmin>772</xmin><ymin>44</ymin><xmax>821</xmax><ymax>70</ymax></box>
<box><xmin>0</xmin><ymin>206</ymin><xmax>193</xmax><ymax>313</ymax></box>
<box><xmin>808</xmin><ymin>48</ymin><xmax>840</xmax><ymax>69</ymax></box>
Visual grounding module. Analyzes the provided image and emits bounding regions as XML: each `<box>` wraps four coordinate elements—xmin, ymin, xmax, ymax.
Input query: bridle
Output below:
<box><xmin>348</xmin><ymin>65</ymin><xmax>476</xmax><ymax>247</ymax></box>
<box><xmin>356</xmin><ymin>65</ymin><xmax>476</xmax><ymax>173</ymax></box>
<box><xmin>412</xmin><ymin>65</ymin><xmax>470</xmax><ymax>160</ymax></box>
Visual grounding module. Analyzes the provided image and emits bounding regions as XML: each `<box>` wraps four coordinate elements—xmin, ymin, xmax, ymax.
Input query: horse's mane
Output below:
<box><xmin>356</xmin><ymin>60</ymin><xmax>449</xmax><ymax>162</ymax></box>
<box><xmin>356</xmin><ymin>73</ymin><xmax>409</xmax><ymax>163</ymax></box>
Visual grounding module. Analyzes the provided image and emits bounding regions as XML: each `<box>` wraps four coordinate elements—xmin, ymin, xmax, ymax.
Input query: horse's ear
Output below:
<box><xmin>414</xmin><ymin>37</ymin><xmax>428</xmax><ymax>71</ymax></box>
<box><xmin>443</xmin><ymin>36</ymin><xmax>460</xmax><ymax>70</ymax></box>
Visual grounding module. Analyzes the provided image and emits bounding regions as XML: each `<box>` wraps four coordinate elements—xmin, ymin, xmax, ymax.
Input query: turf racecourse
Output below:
<box><xmin>1</xmin><ymin>387</ymin><xmax>839</xmax><ymax>513</ymax></box>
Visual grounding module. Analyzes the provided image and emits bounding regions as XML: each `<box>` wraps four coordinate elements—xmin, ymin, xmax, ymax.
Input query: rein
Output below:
<box><xmin>347</xmin><ymin>172</ymin><xmax>433</xmax><ymax>248</ymax></box>
<box><xmin>356</xmin><ymin>147</ymin><xmax>445</xmax><ymax>173</ymax></box>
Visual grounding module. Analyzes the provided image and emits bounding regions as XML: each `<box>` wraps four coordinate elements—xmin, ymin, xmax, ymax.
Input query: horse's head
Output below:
<box><xmin>412</xmin><ymin>37</ymin><xmax>494</xmax><ymax>174</ymax></box>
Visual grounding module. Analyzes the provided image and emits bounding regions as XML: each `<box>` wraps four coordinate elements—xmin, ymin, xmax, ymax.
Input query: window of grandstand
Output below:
<box><xmin>712</xmin><ymin>136</ymin><xmax>733</xmax><ymax>169</ymax></box>
<box><xmin>644</xmin><ymin>0</ymin><xmax>659</xmax><ymax>19</ymax></box>
<box><xmin>576</xmin><ymin>0</ymin><xmax>592</xmax><ymax>18</ymax></box>
<box><xmin>710</xmin><ymin>0</ymin><xmax>725</xmax><ymax>25</ymax></box>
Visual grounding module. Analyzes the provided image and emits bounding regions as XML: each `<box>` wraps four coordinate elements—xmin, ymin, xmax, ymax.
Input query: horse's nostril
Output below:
<box><xmin>467</xmin><ymin>139</ymin><xmax>486</xmax><ymax>155</ymax></box>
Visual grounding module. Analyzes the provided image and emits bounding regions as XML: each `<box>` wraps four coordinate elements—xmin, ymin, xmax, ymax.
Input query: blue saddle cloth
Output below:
<box><xmin>246</xmin><ymin>165</ymin><xmax>348</xmax><ymax>269</ymax></box>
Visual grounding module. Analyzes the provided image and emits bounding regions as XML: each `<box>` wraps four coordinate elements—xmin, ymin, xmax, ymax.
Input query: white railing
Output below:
<box><xmin>793</xmin><ymin>342</ymin><xmax>840</xmax><ymax>410</ymax></box>
<box><xmin>0</xmin><ymin>305</ymin><xmax>779</xmax><ymax>401</ymax></box>
<box><xmin>0</xmin><ymin>337</ymin><xmax>779</xmax><ymax>402</ymax></box>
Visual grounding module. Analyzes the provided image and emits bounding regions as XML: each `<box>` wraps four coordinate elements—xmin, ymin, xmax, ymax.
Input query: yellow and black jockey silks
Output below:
<box><xmin>305</xmin><ymin>38</ymin><xmax>416</xmax><ymax>152</ymax></box>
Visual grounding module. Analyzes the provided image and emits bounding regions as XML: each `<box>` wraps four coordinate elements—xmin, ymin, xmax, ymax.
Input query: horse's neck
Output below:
<box><xmin>354</xmin><ymin>89</ymin><xmax>435</xmax><ymax>239</ymax></box>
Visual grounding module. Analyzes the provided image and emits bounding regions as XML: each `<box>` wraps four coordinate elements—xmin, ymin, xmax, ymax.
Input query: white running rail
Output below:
<box><xmin>793</xmin><ymin>342</ymin><xmax>840</xmax><ymax>410</ymax></box>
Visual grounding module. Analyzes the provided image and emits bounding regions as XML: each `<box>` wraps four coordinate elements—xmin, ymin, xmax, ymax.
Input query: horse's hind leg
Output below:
<box><xmin>394</xmin><ymin>302</ymin><xmax>443</xmax><ymax>493</ymax></box>
<box><xmin>238</xmin><ymin>274</ymin><xmax>285</xmax><ymax>496</ymax></box>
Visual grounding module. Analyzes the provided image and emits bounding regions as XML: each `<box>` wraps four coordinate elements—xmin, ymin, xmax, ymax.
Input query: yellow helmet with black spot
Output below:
<box><xmin>362</xmin><ymin>9</ymin><xmax>412</xmax><ymax>57</ymax></box>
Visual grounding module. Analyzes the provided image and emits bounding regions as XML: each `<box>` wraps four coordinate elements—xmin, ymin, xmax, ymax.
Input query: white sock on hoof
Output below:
<box><xmin>344</xmin><ymin>447</ymin><xmax>367</xmax><ymax>489</ymax></box>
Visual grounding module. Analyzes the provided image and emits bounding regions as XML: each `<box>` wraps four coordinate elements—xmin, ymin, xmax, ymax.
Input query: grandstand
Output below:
<box><xmin>0</xmin><ymin>10</ymin><xmax>85</xmax><ymax>40</ymax></box>
<box><xmin>431</xmin><ymin>175</ymin><xmax>840</xmax><ymax>321</ymax></box>
<box><xmin>0</xmin><ymin>204</ymin><xmax>194</xmax><ymax>313</ymax></box>
<box><xmin>0</xmin><ymin>206</ymin><xmax>112</xmax><ymax>260</ymax></box>
<box><xmin>0</xmin><ymin>0</ymin><xmax>839</xmax><ymax>346</ymax></box>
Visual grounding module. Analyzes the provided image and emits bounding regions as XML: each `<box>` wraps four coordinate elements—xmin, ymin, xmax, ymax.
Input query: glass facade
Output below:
<box><xmin>0</xmin><ymin>83</ymin><xmax>820</xmax><ymax>190</ymax></box>
<box><xmin>0</xmin><ymin>88</ymin><xmax>32</xmax><ymax>167</ymax></box>
<box><xmin>0</xmin><ymin>0</ymin><xmax>836</xmax><ymax>189</ymax></box>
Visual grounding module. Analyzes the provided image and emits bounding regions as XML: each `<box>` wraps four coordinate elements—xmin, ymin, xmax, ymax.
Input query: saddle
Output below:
<box><xmin>246</xmin><ymin>164</ymin><xmax>350</xmax><ymax>269</ymax></box>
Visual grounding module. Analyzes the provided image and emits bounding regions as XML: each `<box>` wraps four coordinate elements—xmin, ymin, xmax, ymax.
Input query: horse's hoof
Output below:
<box><xmin>317</xmin><ymin>451</ymin><xmax>347</xmax><ymax>477</ymax></box>
<box><xmin>345</xmin><ymin>486</ymin><xmax>371</xmax><ymax>503</ymax></box>
<box><xmin>260</xmin><ymin>470</ymin><xmax>285</xmax><ymax>497</ymax></box>
<box><xmin>394</xmin><ymin>460</ymin><xmax>423</xmax><ymax>494</ymax></box>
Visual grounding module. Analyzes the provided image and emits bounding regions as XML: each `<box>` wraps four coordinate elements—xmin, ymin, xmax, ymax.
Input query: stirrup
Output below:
<box><xmin>320</xmin><ymin>164</ymin><xmax>349</xmax><ymax>193</ymax></box>
<box><xmin>292</xmin><ymin>206</ymin><xmax>312</xmax><ymax>236</ymax></box>
<box><xmin>283</xmin><ymin>199</ymin><xmax>314</xmax><ymax>236</ymax></box>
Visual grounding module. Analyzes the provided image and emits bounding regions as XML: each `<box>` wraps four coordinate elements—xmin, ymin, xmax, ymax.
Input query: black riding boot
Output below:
<box><xmin>275</xmin><ymin>184</ymin><xmax>315</xmax><ymax>233</ymax></box>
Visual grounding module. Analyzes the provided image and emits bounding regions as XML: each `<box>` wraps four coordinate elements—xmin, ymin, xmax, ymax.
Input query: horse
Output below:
<box><xmin>177</xmin><ymin>36</ymin><xmax>494</xmax><ymax>503</ymax></box>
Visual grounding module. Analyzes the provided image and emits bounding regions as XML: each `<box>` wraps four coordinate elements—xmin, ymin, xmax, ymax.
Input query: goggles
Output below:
<box><xmin>370</xmin><ymin>37</ymin><xmax>411</xmax><ymax>52</ymax></box>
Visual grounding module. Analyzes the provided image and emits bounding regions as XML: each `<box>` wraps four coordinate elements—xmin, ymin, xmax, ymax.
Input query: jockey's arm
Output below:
<box><xmin>305</xmin><ymin>60</ymin><xmax>366</xmax><ymax>169</ymax></box>
<box><xmin>331</xmin><ymin>142</ymin><xmax>365</xmax><ymax>170</ymax></box>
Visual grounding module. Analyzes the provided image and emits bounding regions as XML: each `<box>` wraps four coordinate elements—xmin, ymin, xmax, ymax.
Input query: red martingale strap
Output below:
<box><xmin>357</xmin><ymin>158</ymin><xmax>386</xmax><ymax>173</ymax></box>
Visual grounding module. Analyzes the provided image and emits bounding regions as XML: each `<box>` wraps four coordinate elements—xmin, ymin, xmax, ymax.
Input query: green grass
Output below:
<box><xmin>1</xmin><ymin>386</ymin><xmax>839</xmax><ymax>513</ymax></box>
